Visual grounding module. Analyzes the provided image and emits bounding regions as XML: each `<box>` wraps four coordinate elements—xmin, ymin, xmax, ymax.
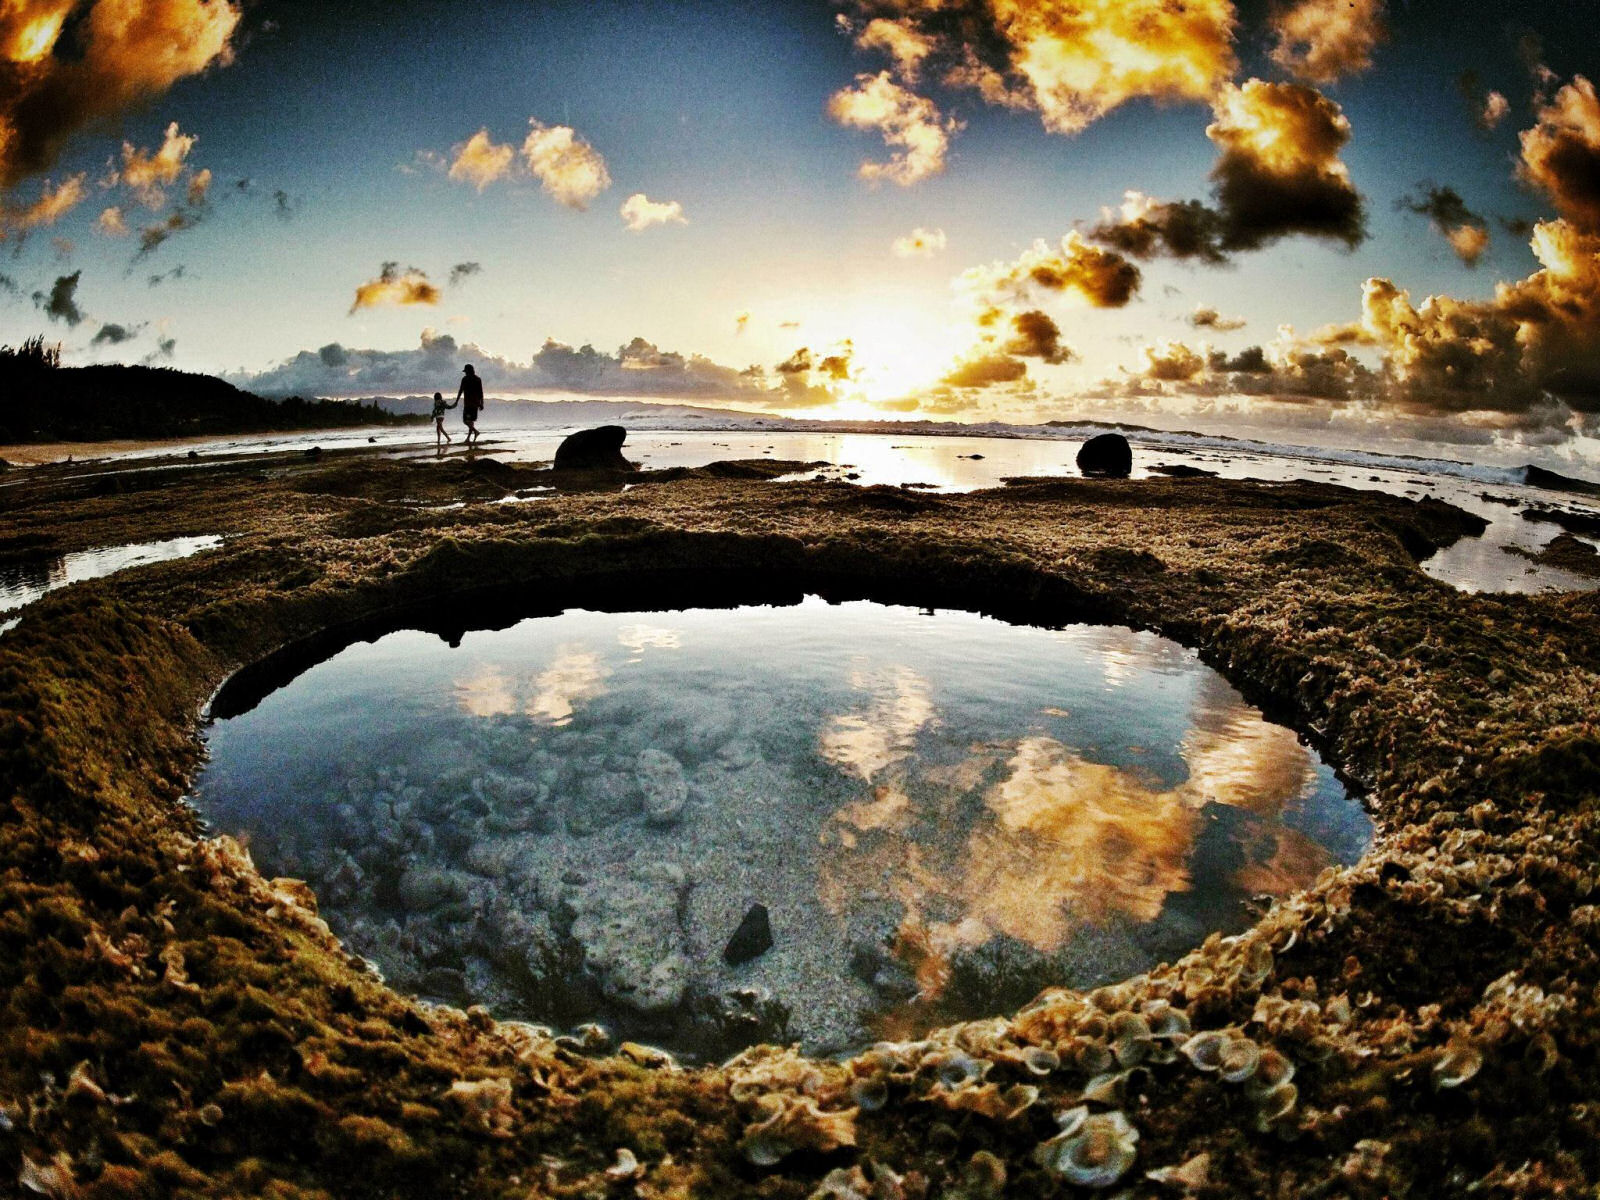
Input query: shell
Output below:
<box><xmin>1253</xmin><ymin>1082</ymin><xmax>1298</xmax><ymax>1128</ymax></box>
<box><xmin>1022</xmin><ymin>1046</ymin><xmax>1060</xmax><ymax>1075</ymax></box>
<box><xmin>930</xmin><ymin>1050</ymin><xmax>988</xmax><ymax>1090</ymax></box>
<box><xmin>1431</xmin><ymin>1040</ymin><xmax>1483</xmax><ymax>1089</ymax></box>
<box><xmin>605</xmin><ymin>1148</ymin><xmax>643</xmax><ymax>1181</ymax></box>
<box><xmin>1245</xmin><ymin>1049</ymin><xmax>1295</xmax><ymax>1099</ymax></box>
<box><xmin>1035</xmin><ymin>1109</ymin><xmax>1140</xmax><ymax>1189</ymax></box>
<box><xmin>961</xmin><ymin>1150</ymin><xmax>1008</xmax><ymax>1199</ymax></box>
<box><xmin>850</xmin><ymin>1074</ymin><xmax>890</xmax><ymax>1112</ymax></box>
<box><xmin>1180</xmin><ymin>1031</ymin><xmax>1229</xmax><ymax>1072</ymax></box>
<box><xmin>1219</xmin><ymin>1039</ymin><xmax>1262</xmax><ymax>1084</ymax></box>
<box><xmin>739</xmin><ymin>1093</ymin><xmax>858</xmax><ymax>1167</ymax></box>
<box><xmin>1144</xmin><ymin>1002</ymin><xmax>1192</xmax><ymax>1042</ymax></box>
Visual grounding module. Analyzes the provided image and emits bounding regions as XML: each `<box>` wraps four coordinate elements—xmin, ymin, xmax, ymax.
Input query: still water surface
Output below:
<box><xmin>195</xmin><ymin>598</ymin><xmax>1370</xmax><ymax>1058</ymax></box>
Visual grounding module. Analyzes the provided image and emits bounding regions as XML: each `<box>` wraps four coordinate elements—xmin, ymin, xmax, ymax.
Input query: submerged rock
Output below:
<box><xmin>568</xmin><ymin>864</ymin><xmax>691</xmax><ymax>1013</ymax></box>
<box><xmin>724</xmin><ymin>903</ymin><xmax>774</xmax><ymax>966</ymax></box>
<box><xmin>638</xmin><ymin>748</ymin><xmax>689</xmax><ymax>826</ymax></box>
<box><xmin>554</xmin><ymin>425</ymin><xmax>634</xmax><ymax>471</ymax></box>
<box><xmin>1077</xmin><ymin>433</ymin><xmax>1133</xmax><ymax>477</ymax></box>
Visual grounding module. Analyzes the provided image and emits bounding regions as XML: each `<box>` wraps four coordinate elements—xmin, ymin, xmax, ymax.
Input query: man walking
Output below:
<box><xmin>455</xmin><ymin>363</ymin><xmax>484</xmax><ymax>444</ymax></box>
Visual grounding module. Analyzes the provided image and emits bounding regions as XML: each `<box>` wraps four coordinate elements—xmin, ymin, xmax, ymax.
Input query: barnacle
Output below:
<box><xmin>1035</xmin><ymin>1107</ymin><xmax>1139</xmax><ymax>1189</ymax></box>
<box><xmin>1431</xmin><ymin>1039</ymin><xmax>1483</xmax><ymax>1089</ymax></box>
<box><xmin>739</xmin><ymin>1093</ymin><xmax>858</xmax><ymax>1166</ymax></box>
<box><xmin>1219</xmin><ymin>1038</ymin><xmax>1262</xmax><ymax>1084</ymax></box>
<box><xmin>1180</xmin><ymin>1030</ymin><xmax>1229</xmax><ymax>1071</ymax></box>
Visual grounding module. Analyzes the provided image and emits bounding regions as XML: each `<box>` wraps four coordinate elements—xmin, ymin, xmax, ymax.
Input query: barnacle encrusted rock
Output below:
<box><xmin>1</xmin><ymin>451</ymin><xmax>1597</xmax><ymax>1195</ymax></box>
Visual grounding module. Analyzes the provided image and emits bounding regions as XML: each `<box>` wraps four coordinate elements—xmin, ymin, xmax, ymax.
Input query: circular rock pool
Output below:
<box><xmin>193</xmin><ymin>597</ymin><xmax>1370</xmax><ymax>1059</ymax></box>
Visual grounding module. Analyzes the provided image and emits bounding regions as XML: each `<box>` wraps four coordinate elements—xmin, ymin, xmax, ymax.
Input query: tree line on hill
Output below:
<box><xmin>0</xmin><ymin>337</ymin><xmax>423</xmax><ymax>444</ymax></box>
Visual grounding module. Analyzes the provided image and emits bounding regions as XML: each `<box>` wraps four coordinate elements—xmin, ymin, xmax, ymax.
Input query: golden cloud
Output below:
<box><xmin>620</xmin><ymin>192</ymin><xmax>687</xmax><ymax>232</ymax></box>
<box><xmin>988</xmin><ymin>0</ymin><xmax>1237</xmax><ymax>134</ymax></box>
<box><xmin>0</xmin><ymin>0</ymin><xmax>240</xmax><ymax>187</ymax></box>
<box><xmin>447</xmin><ymin>129</ymin><xmax>515</xmax><ymax>192</ymax></box>
<box><xmin>828</xmin><ymin>70</ymin><xmax>956</xmax><ymax>186</ymax></box>
<box><xmin>185</xmin><ymin>166</ymin><xmax>211</xmax><ymax>207</ymax></box>
<box><xmin>1205</xmin><ymin>78</ymin><xmax>1365</xmax><ymax>250</ymax></box>
<box><xmin>1</xmin><ymin>170</ymin><xmax>84</xmax><ymax>230</ymax></box>
<box><xmin>1191</xmin><ymin>304</ymin><xmax>1246</xmax><ymax>330</ymax></box>
<box><xmin>349</xmin><ymin>262</ymin><xmax>441</xmax><ymax>314</ymax></box>
<box><xmin>1518</xmin><ymin>75</ymin><xmax>1600</xmax><ymax>234</ymax></box>
<box><xmin>96</xmin><ymin>204</ymin><xmax>127</xmax><ymax>236</ymax></box>
<box><xmin>522</xmin><ymin>121</ymin><xmax>611</xmax><ymax>210</ymax></box>
<box><xmin>963</xmin><ymin>231</ymin><xmax>1141</xmax><ymax>309</ymax></box>
<box><xmin>853</xmin><ymin>15</ymin><xmax>934</xmax><ymax>81</ymax></box>
<box><xmin>890</xmin><ymin>225</ymin><xmax>946</xmax><ymax>256</ymax></box>
<box><xmin>941</xmin><ymin>351</ymin><xmax>1027</xmax><ymax>389</ymax></box>
<box><xmin>117</xmin><ymin>120</ymin><xmax>196</xmax><ymax>208</ymax></box>
<box><xmin>1003</xmin><ymin>308</ymin><xmax>1075</xmax><ymax>363</ymax></box>
<box><xmin>1267</xmin><ymin>0</ymin><xmax>1385</xmax><ymax>85</ymax></box>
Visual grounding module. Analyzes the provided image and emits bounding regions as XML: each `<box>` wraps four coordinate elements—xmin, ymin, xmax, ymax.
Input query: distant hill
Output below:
<box><xmin>0</xmin><ymin>351</ymin><xmax>422</xmax><ymax>444</ymax></box>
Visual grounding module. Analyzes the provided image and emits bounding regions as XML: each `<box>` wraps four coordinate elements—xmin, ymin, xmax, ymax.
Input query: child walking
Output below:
<box><xmin>431</xmin><ymin>390</ymin><xmax>458</xmax><ymax>447</ymax></box>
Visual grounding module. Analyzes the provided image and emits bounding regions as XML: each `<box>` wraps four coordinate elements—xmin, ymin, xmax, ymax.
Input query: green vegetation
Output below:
<box><xmin>0</xmin><ymin>340</ymin><xmax>421</xmax><ymax>443</ymax></box>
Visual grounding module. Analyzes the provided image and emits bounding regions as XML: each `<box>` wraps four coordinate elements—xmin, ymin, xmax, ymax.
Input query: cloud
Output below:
<box><xmin>186</xmin><ymin>167</ymin><xmax>211</xmax><ymax>207</ymax></box>
<box><xmin>522</xmin><ymin>120</ymin><xmax>611</xmax><ymax>209</ymax></box>
<box><xmin>1458</xmin><ymin>72</ymin><xmax>1512</xmax><ymax>132</ymax></box>
<box><xmin>32</xmin><ymin>269</ymin><xmax>81</xmax><ymax>325</ymax></box>
<box><xmin>1518</xmin><ymin>75</ymin><xmax>1600</xmax><ymax>234</ymax></box>
<box><xmin>91</xmin><ymin>320</ymin><xmax>141</xmax><ymax>345</ymax></box>
<box><xmin>1088</xmin><ymin>191</ymin><xmax>1227</xmax><ymax>263</ymax></box>
<box><xmin>735</xmin><ymin>311</ymin><xmax>749</xmax><ymax>334</ymax></box>
<box><xmin>1267</xmin><ymin>0</ymin><xmax>1385</xmax><ymax>85</ymax></box>
<box><xmin>1205</xmin><ymin>79</ymin><xmax>1365</xmax><ymax>250</ymax></box>
<box><xmin>1399</xmin><ymin>184</ymin><xmax>1490</xmax><ymax>265</ymax></box>
<box><xmin>850</xmin><ymin>16</ymin><xmax>936</xmax><ymax>81</ymax></box>
<box><xmin>133</xmin><ymin>208</ymin><xmax>200</xmax><ymax>261</ymax></box>
<box><xmin>941</xmin><ymin>350</ymin><xmax>1028</xmax><ymax>389</ymax></box>
<box><xmin>0</xmin><ymin>272</ymin><xmax>17</xmax><ymax>295</ymax></box>
<box><xmin>1109</xmin><ymin>334</ymin><xmax>1374</xmax><ymax>405</ymax></box>
<box><xmin>1002</xmin><ymin>309</ymin><xmax>1075</xmax><ymax>363</ymax></box>
<box><xmin>827</xmin><ymin>71</ymin><xmax>957</xmax><ymax>186</ymax></box>
<box><xmin>448</xmin><ymin>261</ymin><xmax>481</xmax><ymax>287</ymax></box>
<box><xmin>890</xmin><ymin>226</ymin><xmax>946</xmax><ymax>256</ymax></box>
<box><xmin>1086</xmin><ymin>80</ymin><xmax>1364</xmax><ymax>263</ymax></box>
<box><xmin>116</xmin><ymin>121</ymin><xmax>196</xmax><ymax>208</ymax></box>
<box><xmin>1</xmin><ymin>172</ymin><xmax>86</xmax><ymax>232</ymax></box>
<box><xmin>963</xmin><ymin>231</ymin><xmax>1141</xmax><ymax>310</ymax></box>
<box><xmin>273</xmin><ymin>190</ymin><xmax>297</xmax><ymax>221</ymax></box>
<box><xmin>620</xmin><ymin>192</ymin><xmax>687</xmax><ymax>231</ymax></box>
<box><xmin>0</xmin><ymin>0</ymin><xmax>241</xmax><ymax>187</ymax></box>
<box><xmin>349</xmin><ymin>262</ymin><xmax>441</xmax><ymax>313</ymax></box>
<box><xmin>147</xmin><ymin>265</ymin><xmax>185</xmax><ymax>287</ymax></box>
<box><xmin>447</xmin><ymin>129</ymin><xmax>515</xmax><ymax>191</ymax></box>
<box><xmin>1191</xmin><ymin>304</ymin><xmax>1246</xmax><ymax>330</ymax></box>
<box><xmin>143</xmin><ymin>335</ymin><xmax>175</xmax><ymax>364</ymax></box>
<box><xmin>982</xmin><ymin>0</ymin><xmax>1236</xmax><ymax>135</ymax></box>
<box><xmin>234</xmin><ymin>328</ymin><xmax>824</xmax><ymax>409</ymax></box>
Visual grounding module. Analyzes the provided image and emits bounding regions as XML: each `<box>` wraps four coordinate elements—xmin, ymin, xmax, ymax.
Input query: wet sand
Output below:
<box><xmin>1</xmin><ymin>447</ymin><xmax>1597</xmax><ymax>1197</ymax></box>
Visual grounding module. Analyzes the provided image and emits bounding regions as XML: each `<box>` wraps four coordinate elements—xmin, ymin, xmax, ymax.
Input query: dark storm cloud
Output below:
<box><xmin>1398</xmin><ymin>184</ymin><xmax>1490</xmax><ymax>265</ymax></box>
<box><xmin>1002</xmin><ymin>309</ymin><xmax>1074</xmax><ymax>364</ymax></box>
<box><xmin>1518</xmin><ymin>75</ymin><xmax>1600</xmax><ymax>234</ymax></box>
<box><xmin>90</xmin><ymin>320</ymin><xmax>141</xmax><ymax>345</ymax></box>
<box><xmin>31</xmin><ymin>269</ymin><xmax>81</xmax><ymax>325</ymax></box>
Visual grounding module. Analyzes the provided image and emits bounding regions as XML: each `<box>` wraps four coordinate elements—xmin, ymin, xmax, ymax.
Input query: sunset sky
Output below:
<box><xmin>2</xmin><ymin>0</ymin><xmax>1599</xmax><ymax>457</ymax></box>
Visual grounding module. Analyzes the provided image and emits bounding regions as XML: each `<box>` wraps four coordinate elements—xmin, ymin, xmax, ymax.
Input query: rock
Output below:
<box><xmin>1150</xmin><ymin>463</ymin><xmax>1215</xmax><ymax>478</ymax></box>
<box><xmin>1076</xmin><ymin>433</ymin><xmax>1132</xmax><ymax>477</ymax></box>
<box><xmin>568</xmin><ymin>865</ymin><xmax>691</xmax><ymax>1014</ymax></box>
<box><xmin>553</xmin><ymin>425</ymin><xmax>634</xmax><ymax>471</ymax></box>
<box><xmin>566</xmin><ymin>770</ymin><xmax>639</xmax><ymax>835</ymax></box>
<box><xmin>397</xmin><ymin>865</ymin><xmax>471</xmax><ymax>913</ymax></box>
<box><xmin>723</xmin><ymin>903</ymin><xmax>774</xmax><ymax>966</ymax></box>
<box><xmin>638</xmin><ymin>748</ymin><xmax>689</xmax><ymax>826</ymax></box>
<box><xmin>304</xmin><ymin>446</ymin><xmax>322</xmax><ymax>459</ymax></box>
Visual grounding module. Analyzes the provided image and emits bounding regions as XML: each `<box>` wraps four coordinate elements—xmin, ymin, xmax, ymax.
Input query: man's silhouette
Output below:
<box><xmin>455</xmin><ymin>364</ymin><xmax>484</xmax><ymax>443</ymax></box>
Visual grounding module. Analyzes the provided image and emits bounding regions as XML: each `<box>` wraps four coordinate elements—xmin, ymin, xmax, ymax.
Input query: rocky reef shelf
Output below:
<box><xmin>1</xmin><ymin>448</ymin><xmax>1597</xmax><ymax>1197</ymax></box>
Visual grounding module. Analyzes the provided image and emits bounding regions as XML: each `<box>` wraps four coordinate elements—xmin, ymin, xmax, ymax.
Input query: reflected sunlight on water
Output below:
<box><xmin>196</xmin><ymin>598</ymin><xmax>1369</xmax><ymax>1056</ymax></box>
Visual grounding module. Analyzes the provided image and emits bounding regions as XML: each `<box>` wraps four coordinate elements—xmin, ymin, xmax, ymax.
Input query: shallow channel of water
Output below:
<box><xmin>194</xmin><ymin>598</ymin><xmax>1370</xmax><ymax>1059</ymax></box>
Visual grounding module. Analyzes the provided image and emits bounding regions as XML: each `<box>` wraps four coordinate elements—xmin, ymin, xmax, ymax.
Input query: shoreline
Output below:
<box><xmin>2</xmin><ymin>454</ymin><xmax>1597</xmax><ymax>1195</ymax></box>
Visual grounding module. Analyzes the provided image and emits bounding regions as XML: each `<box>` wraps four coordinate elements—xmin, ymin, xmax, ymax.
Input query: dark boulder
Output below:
<box><xmin>1076</xmin><ymin>433</ymin><xmax>1132</xmax><ymax>477</ymax></box>
<box><xmin>554</xmin><ymin>425</ymin><xmax>634</xmax><ymax>471</ymax></box>
<box><xmin>723</xmin><ymin>903</ymin><xmax>774</xmax><ymax>966</ymax></box>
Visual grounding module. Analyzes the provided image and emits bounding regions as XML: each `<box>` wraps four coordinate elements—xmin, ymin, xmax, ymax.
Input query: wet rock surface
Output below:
<box><xmin>0</xmin><ymin>448</ymin><xmax>1591</xmax><ymax>1198</ymax></box>
<box><xmin>1076</xmin><ymin>432</ymin><xmax>1133</xmax><ymax>477</ymax></box>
